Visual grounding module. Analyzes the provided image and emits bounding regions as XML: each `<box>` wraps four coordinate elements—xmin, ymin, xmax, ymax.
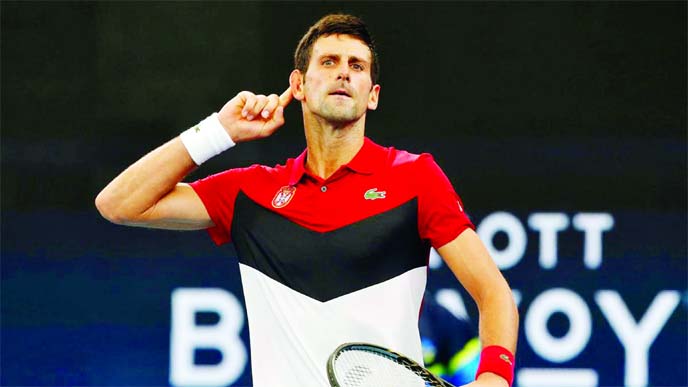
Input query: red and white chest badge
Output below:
<box><xmin>272</xmin><ymin>186</ymin><xmax>296</xmax><ymax>208</ymax></box>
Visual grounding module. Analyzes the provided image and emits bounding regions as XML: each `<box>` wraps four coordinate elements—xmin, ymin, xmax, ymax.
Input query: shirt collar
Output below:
<box><xmin>288</xmin><ymin>137</ymin><xmax>387</xmax><ymax>185</ymax></box>
<box><xmin>288</xmin><ymin>149</ymin><xmax>308</xmax><ymax>186</ymax></box>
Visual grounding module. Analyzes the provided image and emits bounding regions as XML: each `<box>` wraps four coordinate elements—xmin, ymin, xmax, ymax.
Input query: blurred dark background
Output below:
<box><xmin>2</xmin><ymin>2</ymin><xmax>686</xmax><ymax>386</ymax></box>
<box><xmin>2</xmin><ymin>1</ymin><xmax>685</xmax><ymax>213</ymax></box>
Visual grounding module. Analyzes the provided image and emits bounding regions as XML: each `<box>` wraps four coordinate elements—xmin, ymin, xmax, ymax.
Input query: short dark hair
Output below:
<box><xmin>294</xmin><ymin>14</ymin><xmax>380</xmax><ymax>84</ymax></box>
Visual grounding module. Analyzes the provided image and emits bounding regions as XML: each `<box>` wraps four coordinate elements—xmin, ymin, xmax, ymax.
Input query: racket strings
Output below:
<box><xmin>333</xmin><ymin>348</ymin><xmax>434</xmax><ymax>387</ymax></box>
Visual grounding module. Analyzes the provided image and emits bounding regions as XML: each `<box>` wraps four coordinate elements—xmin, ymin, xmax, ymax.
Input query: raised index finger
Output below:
<box><xmin>279</xmin><ymin>86</ymin><xmax>293</xmax><ymax>107</ymax></box>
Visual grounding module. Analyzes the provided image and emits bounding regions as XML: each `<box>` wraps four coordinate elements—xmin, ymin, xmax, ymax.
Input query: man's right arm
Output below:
<box><xmin>95</xmin><ymin>137</ymin><xmax>211</xmax><ymax>230</ymax></box>
<box><xmin>95</xmin><ymin>88</ymin><xmax>293</xmax><ymax>230</ymax></box>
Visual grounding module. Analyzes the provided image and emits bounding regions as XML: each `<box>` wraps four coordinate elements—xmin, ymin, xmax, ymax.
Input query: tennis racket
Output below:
<box><xmin>327</xmin><ymin>342</ymin><xmax>456</xmax><ymax>387</ymax></box>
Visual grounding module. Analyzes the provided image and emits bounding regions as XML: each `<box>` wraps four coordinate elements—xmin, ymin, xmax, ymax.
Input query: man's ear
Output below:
<box><xmin>367</xmin><ymin>84</ymin><xmax>381</xmax><ymax>110</ymax></box>
<box><xmin>289</xmin><ymin>70</ymin><xmax>305</xmax><ymax>101</ymax></box>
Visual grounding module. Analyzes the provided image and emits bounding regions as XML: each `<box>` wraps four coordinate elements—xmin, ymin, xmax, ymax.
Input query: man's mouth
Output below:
<box><xmin>329</xmin><ymin>89</ymin><xmax>351</xmax><ymax>97</ymax></box>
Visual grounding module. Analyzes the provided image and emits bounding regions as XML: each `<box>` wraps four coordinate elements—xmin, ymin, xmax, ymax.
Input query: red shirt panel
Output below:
<box><xmin>189</xmin><ymin>137</ymin><xmax>474</xmax><ymax>249</ymax></box>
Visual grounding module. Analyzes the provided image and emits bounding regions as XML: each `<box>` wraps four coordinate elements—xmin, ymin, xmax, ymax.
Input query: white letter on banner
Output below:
<box><xmin>595</xmin><ymin>290</ymin><xmax>680</xmax><ymax>387</ymax></box>
<box><xmin>435</xmin><ymin>288</ymin><xmax>469</xmax><ymax>320</ymax></box>
<box><xmin>528</xmin><ymin>213</ymin><xmax>569</xmax><ymax>270</ymax></box>
<box><xmin>170</xmin><ymin>288</ymin><xmax>247</xmax><ymax>387</ymax></box>
<box><xmin>477</xmin><ymin>212</ymin><xmax>526</xmax><ymax>269</ymax></box>
<box><xmin>572</xmin><ymin>213</ymin><xmax>614</xmax><ymax>269</ymax></box>
<box><xmin>525</xmin><ymin>288</ymin><xmax>592</xmax><ymax>363</ymax></box>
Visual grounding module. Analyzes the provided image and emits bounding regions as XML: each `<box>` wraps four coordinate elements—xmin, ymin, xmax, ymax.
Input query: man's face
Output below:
<box><xmin>299</xmin><ymin>34</ymin><xmax>380</xmax><ymax>124</ymax></box>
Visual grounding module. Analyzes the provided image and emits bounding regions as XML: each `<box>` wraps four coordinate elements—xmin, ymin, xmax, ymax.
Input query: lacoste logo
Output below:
<box><xmin>194</xmin><ymin>126</ymin><xmax>201</xmax><ymax>133</ymax></box>
<box><xmin>364</xmin><ymin>188</ymin><xmax>386</xmax><ymax>200</ymax></box>
<box><xmin>272</xmin><ymin>186</ymin><xmax>296</xmax><ymax>208</ymax></box>
<box><xmin>499</xmin><ymin>354</ymin><xmax>512</xmax><ymax>365</ymax></box>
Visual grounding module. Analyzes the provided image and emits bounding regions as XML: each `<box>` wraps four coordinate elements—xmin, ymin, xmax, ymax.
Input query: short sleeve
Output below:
<box><xmin>189</xmin><ymin>167</ymin><xmax>248</xmax><ymax>245</ymax></box>
<box><xmin>415</xmin><ymin>154</ymin><xmax>475</xmax><ymax>249</ymax></box>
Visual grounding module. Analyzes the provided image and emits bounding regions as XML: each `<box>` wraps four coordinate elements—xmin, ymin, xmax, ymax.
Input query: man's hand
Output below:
<box><xmin>460</xmin><ymin>372</ymin><xmax>509</xmax><ymax>387</ymax></box>
<box><xmin>217</xmin><ymin>87</ymin><xmax>293</xmax><ymax>143</ymax></box>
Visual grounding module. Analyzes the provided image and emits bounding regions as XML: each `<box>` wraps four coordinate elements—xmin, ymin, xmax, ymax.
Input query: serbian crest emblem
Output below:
<box><xmin>271</xmin><ymin>185</ymin><xmax>296</xmax><ymax>208</ymax></box>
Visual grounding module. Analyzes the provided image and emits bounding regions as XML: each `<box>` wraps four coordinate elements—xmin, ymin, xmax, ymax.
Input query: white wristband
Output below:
<box><xmin>180</xmin><ymin>113</ymin><xmax>235</xmax><ymax>165</ymax></box>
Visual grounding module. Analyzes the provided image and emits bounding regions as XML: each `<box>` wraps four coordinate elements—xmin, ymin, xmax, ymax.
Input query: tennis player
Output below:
<box><xmin>96</xmin><ymin>14</ymin><xmax>518</xmax><ymax>387</ymax></box>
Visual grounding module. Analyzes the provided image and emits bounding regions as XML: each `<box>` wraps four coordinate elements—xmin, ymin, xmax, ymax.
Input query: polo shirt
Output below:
<box><xmin>190</xmin><ymin>137</ymin><xmax>474</xmax><ymax>387</ymax></box>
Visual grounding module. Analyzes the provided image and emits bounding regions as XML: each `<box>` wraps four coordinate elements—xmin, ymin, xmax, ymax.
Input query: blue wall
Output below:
<box><xmin>2</xmin><ymin>209</ymin><xmax>685</xmax><ymax>386</ymax></box>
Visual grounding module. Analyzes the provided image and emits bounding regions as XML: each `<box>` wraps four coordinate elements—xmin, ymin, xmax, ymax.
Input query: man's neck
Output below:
<box><xmin>303</xmin><ymin>115</ymin><xmax>366</xmax><ymax>180</ymax></box>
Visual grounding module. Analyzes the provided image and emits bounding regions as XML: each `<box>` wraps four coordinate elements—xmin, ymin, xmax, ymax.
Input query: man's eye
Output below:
<box><xmin>351</xmin><ymin>63</ymin><xmax>364</xmax><ymax>71</ymax></box>
<box><xmin>323</xmin><ymin>60</ymin><xmax>334</xmax><ymax>66</ymax></box>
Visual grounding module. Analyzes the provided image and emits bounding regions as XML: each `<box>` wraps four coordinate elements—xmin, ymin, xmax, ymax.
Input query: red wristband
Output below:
<box><xmin>476</xmin><ymin>345</ymin><xmax>515</xmax><ymax>386</ymax></box>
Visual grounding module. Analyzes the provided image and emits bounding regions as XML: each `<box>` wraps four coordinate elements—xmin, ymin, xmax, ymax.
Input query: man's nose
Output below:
<box><xmin>336</xmin><ymin>65</ymin><xmax>350</xmax><ymax>82</ymax></box>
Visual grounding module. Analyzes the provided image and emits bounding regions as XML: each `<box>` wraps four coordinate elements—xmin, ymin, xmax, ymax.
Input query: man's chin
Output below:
<box><xmin>319</xmin><ymin>108</ymin><xmax>361</xmax><ymax>125</ymax></box>
<box><xmin>326</xmin><ymin>115</ymin><xmax>360</xmax><ymax>126</ymax></box>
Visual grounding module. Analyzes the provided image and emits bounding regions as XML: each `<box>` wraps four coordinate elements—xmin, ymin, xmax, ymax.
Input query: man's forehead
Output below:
<box><xmin>311</xmin><ymin>34</ymin><xmax>372</xmax><ymax>62</ymax></box>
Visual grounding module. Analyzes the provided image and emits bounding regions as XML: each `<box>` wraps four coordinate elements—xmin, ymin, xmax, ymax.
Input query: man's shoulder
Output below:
<box><xmin>221</xmin><ymin>159</ymin><xmax>292</xmax><ymax>176</ymax></box>
<box><xmin>197</xmin><ymin>159</ymin><xmax>292</xmax><ymax>187</ymax></box>
<box><xmin>374</xmin><ymin>141</ymin><xmax>433</xmax><ymax>170</ymax></box>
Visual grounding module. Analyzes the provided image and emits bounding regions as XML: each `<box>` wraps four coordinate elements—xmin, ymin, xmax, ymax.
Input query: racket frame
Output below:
<box><xmin>327</xmin><ymin>342</ymin><xmax>455</xmax><ymax>387</ymax></box>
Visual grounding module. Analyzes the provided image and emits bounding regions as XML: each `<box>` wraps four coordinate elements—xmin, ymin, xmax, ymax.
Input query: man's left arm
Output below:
<box><xmin>437</xmin><ymin>228</ymin><xmax>519</xmax><ymax>387</ymax></box>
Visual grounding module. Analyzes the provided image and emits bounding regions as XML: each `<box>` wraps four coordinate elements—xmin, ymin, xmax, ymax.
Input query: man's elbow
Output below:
<box><xmin>482</xmin><ymin>281</ymin><xmax>519</xmax><ymax>323</ymax></box>
<box><xmin>94</xmin><ymin>190</ymin><xmax>130</xmax><ymax>225</ymax></box>
<box><xmin>502</xmin><ymin>282</ymin><xmax>519</xmax><ymax>317</ymax></box>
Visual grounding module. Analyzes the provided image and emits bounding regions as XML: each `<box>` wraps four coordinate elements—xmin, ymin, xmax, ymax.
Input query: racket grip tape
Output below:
<box><xmin>476</xmin><ymin>345</ymin><xmax>515</xmax><ymax>386</ymax></box>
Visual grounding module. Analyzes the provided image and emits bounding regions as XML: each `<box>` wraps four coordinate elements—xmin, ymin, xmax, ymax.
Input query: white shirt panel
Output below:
<box><xmin>239</xmin><ymin>264</ymin><xmax>427</xmax><ymax>387</ymax></box>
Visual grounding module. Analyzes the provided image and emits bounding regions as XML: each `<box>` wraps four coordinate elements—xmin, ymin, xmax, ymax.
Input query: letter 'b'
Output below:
<box><xmin>170</xmin><ymin>288</ymin><xmax>247</xmax><ymax>386</ymax></box>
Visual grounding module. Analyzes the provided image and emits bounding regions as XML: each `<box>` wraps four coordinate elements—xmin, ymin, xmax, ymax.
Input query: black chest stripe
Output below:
<box><xmin>231</xmin><ymin>191</ymin><xmax>429</xmax><ymax>302</ymax></box>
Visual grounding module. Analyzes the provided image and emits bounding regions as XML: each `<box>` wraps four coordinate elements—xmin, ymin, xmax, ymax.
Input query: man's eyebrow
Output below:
<box><xmin>317</xmin><ymin>53</ymin><xmax>370</xmax><ymax>64</ymax></box>
<box><xmin>347</xmin><ymin>55</ymin><xmax>369</xmax><ymax>64</ymax></box>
